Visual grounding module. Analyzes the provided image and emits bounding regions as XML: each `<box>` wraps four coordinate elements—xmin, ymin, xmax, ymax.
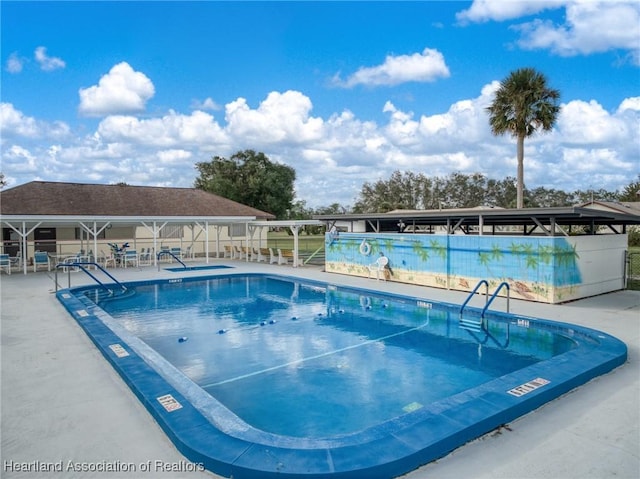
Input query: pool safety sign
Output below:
<box><xmin>507</xmin><ymin>378</ymin><xmax>550</xmax><ymax>397</ymax></box>
<box><xmin>108</xmin><ymin>344</ymin><xmax>129</xmax><ymax>358</ymax></box>
<box><xmin>157</xmin><ymin>394</ymin><xmax>182</xmax><ymax>412</ymax></box>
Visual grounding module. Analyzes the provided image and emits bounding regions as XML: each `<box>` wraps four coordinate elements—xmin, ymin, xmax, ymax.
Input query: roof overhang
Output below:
<box><xmin>313</xmin><ymin>206</ymin><xmax>640</xmax><ymax>233</ymax></box>
<box><xmin>0</xmin><ymin>215</ymin><xmax>258</xmax><ymax>229</ymax></box>
<box><xmin>250</xmin><ymin>220</ymin><xmax>323</xmax><ymax>228</ymax></box>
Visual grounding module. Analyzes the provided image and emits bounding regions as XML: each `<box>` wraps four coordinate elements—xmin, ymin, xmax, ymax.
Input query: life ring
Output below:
<box><xmin>359</xmin><ymin>239</ymin><xmax>371</xmax><ymax>256</ymax></box>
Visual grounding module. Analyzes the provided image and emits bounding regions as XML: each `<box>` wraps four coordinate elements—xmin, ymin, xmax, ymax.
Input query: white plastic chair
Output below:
<box><xmin>368</xmin><ymin>255</ymin><xmax>389</xmax><ymax>281</ymax></box>
<box><xmin>0</xmin><ymin>254</ymin><xmax>11</xmax><ymax>275</ymax></box>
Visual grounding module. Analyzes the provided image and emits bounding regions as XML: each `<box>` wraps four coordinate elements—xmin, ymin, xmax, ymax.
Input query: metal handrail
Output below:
<box><xmin>481</xmin><ymin>281</ymin><xmax>510</xmax><ymax>318</ymax></box>
<box><xmin>459</xmin><ymin>279</ymin><xmax>489</xmax><ymax>317</ymax></box>
<box><xmin>304</xmin><ymin>244</ymin><xmax>326</xmax><ymax>265</ymax></box>
<box><xmin>55</xmin><ymin>261</ymin><xmax>127</xmax><ymax>293</ymax></box>
<box><xmin>157</xmin><ymin>251</ymin><xmax>187</xmax><ymax>270</ymax></box>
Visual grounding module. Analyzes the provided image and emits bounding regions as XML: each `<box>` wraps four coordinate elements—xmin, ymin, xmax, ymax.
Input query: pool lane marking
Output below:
<box><xmin>202</xmin><ymin>321</ymin><xmax>430</xmax><ymax>388</ymax></box>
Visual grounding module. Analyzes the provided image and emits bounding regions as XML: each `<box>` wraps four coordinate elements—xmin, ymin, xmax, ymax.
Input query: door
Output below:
<box><xmin>34</xmin><ymin>228</ymin><xmax>57</xmax><ymax>253</ymax></box>
<box><xmin>2</xmin><ymin>228</ymin><xmax>20</xmax><ymax>256</ymax></box>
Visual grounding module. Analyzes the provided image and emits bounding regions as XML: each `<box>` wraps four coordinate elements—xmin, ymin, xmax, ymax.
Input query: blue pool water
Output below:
<box><xmin>58</xmin><ymin>273</ymin><xmax>627</xmax><ymax>479</ymax></box>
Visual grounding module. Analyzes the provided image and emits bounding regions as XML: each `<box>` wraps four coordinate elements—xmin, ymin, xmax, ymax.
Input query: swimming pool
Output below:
<box><xmin>57</xmin><ymin>273</ymin><xmax>627</xmax><ymax>478</ymax></box>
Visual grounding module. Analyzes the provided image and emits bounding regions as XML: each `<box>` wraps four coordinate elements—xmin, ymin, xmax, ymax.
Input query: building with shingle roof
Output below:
<box><xmin>1</xmin><ymin>181</ymin><xmax>276</xmax><ymax>270</ymax></box>
<box><xmin>0</xmin><ymin>181</ymin><xmax>275</xmax><ymax>218</ymax></box>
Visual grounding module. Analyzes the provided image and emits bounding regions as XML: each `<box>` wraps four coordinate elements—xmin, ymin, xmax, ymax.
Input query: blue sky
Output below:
<box><xmin>2</xmin><ymin>1</ymin><xmax>639</xmax><ymax>208</ymax></box>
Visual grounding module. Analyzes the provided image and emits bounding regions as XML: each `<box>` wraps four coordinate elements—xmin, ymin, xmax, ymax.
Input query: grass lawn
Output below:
<box><xmin>267</xmin><ymin>231</ymin><xmax>325</xmax><ymax>253</ymax></box>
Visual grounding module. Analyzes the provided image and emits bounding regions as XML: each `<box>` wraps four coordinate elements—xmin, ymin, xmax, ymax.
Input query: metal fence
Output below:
<box><xmin>627</xmin><ymin>252</ymin><xmax>640</xmax><ymax>290</ymax></box>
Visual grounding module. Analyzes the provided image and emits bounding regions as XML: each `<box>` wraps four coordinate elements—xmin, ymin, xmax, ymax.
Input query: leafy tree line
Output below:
<box><xmin>350</xmin><ymin>170</ymin><xmax>636</xmax><ymax>213</ymax></box>
<box><xmin>193</xmin><ymin>150</ymin><xmax>638</xmax><ymax>220</ymax></box>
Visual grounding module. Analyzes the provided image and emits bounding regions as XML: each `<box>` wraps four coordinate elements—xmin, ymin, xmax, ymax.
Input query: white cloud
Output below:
<box><xmin>333</xmin><ymin>48</ymin><xmax>450</xmax><ymax>88</ymax></box>
<box><xmin>1</xmin><ymin>103</ymin><xmax>40</xmax><ymax>138</ymax></box>
<box><xmin>456</xmin><ymin>0</ymin><xmax>565</xmax><ymax>23</ymax></box>
<box><xmin>5</xmin><ymin>52</ymin><xmax>24</xmax><ymax>74</ymax></box>
<box><xmin>190</xmin><ymin>97</ymin><xmax>221</xmax><ymax>111</ymax></box>
<box><xmin>0</xmin><ymin>103</ymin><xmax>70</xmax><ymax>139</ymax></box>
<box><xmin>457</xmin><ymin>1</ymin><xmax>640</xmax><ymax>63</ymax></box>
<box><xmin>514</xmin><ymin>1</ymin><xmax>640</xmax><ymax>61</ymax></box>
<box><xmin>97</xmin><ymin>110</ymin><xmax>227</xmax><ymax>148</ymax></box>
<box><xmin>2</xmin><ymin>145</ymin><xmax>39</xmax><ymax>174</ymax></box>
<box><xmin>2</xmin><ymin>88</ymin><xmax>638</xmax><ymax>207</ymax></box>
<box><xmin>78</xmin><ymin>62</ymin><xmax>155</xmax><ymax>117</ymax></box>
<box><xmin>557</xmin><ymin>99</ymin><xmax>629</xmax><ymax>145</ymax></box>
<box><xmin>225</xmin><ymin>90</ymin><xmax>324</xmax><ymax>144</ymax></box>
<box><xmin>34</xmin><ymin>46</ymin><xmax>66</xmax><ymax>71</ymax></box>
<box><xmin>618</xmin><ymin>97</ymin><xmax>640</xmax><ymax>113</ymax></box>
<box><xmin>157</xmin><ymin>149</ymin><xmax>192</xmax><ymax>164</ymax></box>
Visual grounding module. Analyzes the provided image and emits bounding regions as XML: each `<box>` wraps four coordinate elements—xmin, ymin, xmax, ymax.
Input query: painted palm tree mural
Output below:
<box><xmin>325</xmin><ymin>232</ymin><xmax>584</xmax><ymax>303</ymax></box>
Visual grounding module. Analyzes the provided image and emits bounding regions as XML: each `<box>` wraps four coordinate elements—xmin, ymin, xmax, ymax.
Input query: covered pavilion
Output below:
<box><xmin>0</xmin><ymin>181</ymin><xmax>321</xmax><ymax>274</ymax></box>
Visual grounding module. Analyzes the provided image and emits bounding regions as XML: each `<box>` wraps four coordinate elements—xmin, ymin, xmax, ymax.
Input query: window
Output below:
<box><xmin>229</xmin><ymin>224</ymin><xmax>248</xmax><ymax>237</ymax></box>
<box><xmin>75</xmin><ymin>228</ymin><xmax>106</xmax><ymax>240</ymax></box>
<box><xmin>160</xmin><ymin>225</ymin><xmax>184</xmax><ymax>239</ymax></box>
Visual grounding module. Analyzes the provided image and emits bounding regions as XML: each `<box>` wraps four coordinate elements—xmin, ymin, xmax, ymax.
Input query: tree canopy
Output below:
<box><xmin>350</xmin><ymin>170</ymin><xmax>628</xmax><ymax>214</ymax></box>
<box><xmin>194</xmin><ymin>150</ymin><xmax>296</xmax><ymax>219</ymax></box>
<box><xmin>486</xmin><ymin>67</ymin><xmax>560</xmax><ymax>209</ymax></box>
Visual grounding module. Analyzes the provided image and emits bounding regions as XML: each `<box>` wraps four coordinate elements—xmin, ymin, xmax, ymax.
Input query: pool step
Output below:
<box><xmin>459</xmin><ymin>316</ymin><xmax>484</xmax><ymax>332</ymax></box>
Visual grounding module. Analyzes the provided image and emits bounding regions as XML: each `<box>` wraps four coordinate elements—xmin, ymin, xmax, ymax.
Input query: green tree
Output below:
<box><xmin>354</xmin><ymin>171</ymin><xmax>429</xmax><ymax>212</ymax></box>
<box><xmin>574</xmin><ymin>188</ymin><xmax>619</xmax><ymax>204</ymax></box>
<box><xmin>527</xmin><ymin>186</ymin><xmax>574</xmax><ymax>207</ymax></box>
<box><xmin>485</xmin><ymin>177</ymin><xmax>518</xmax><ymax>208</ymax></box>
<box><xmin>486</xmin><ymin>67</ymin><xmax>560</xmax><ymax>209</ymax></box>
<box><xmin>194</xmin><ymin>150</ymin><xmax>296</xmax><ymax>219</ymax></box>
<box><xmin>618</xmin><ymin>175</ymin><xmax>640</xmax><ymax>202</ymax></box>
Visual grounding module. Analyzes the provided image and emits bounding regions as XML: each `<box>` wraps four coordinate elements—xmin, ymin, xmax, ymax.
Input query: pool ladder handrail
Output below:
<box><xmin>459</xmin><ymin>279</ymin><xmax>489</xmax><ymax>317</ymax></box>
<box><xmin>55</xmin><ymin>261</ymin><xmax>127</xmax><ymax>294</ymax></box>
<box><xmin>481</xmin><ymin>281</ymin><xmax>510</xmax><ymax>318</ymax></box>
<box><xmin>157</xmin><ymin>251</ymin><xmax>187</xmax><ymax>270</ymax></box>
<box><xmin>459</xmin><ymin>280</ymin><xmax>511</xmax><ymax>319</ymax></box>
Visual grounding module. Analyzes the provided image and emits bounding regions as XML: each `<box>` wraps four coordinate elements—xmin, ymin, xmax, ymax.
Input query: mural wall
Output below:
<box><xmin>325</xmin><ymin>232</ymin><xmax>627</xmax><ymax>304</ymax></box>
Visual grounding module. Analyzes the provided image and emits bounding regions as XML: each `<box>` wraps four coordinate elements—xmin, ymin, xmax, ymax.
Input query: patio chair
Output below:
<box><xmin>170</xmin><ymin>247</ymin><xmax>182</xmax><ymax>261</ymax></box>
<box><xmin>9</xmin><ymin>250</ymin><xmax>22</xmax><ymax>271</ymax></box>
<box><xmin>159</xmin><ymin>246</ymin><xmax>171</xmax><ymax>262</ymax></box>
<box><xmin>256</xmin><ymin>248</ymin><xmax>269</xmax><ymax>263</ymax></box>
<box><xmin>98</xmin><ymin>250</ymin><xmax>117</xmax><ymax>268</ymax></box>
<box><xmin>138</xmin><ymin>248</ymin><xmax>152</xmax><ymax>266</ymax></box>
<box><xmin>123</xmin><ymin>250</ymin><xmax>138</xmax><ymax>268</ymax></box>
<box><xmin>33</xmin><ymin>251</ymin><xmax>51</xmax><ymax>272</ymax></box>
<box><xmin>278</xmin><ymin>249</ymin><xmax>303</xmax><ymax>266</ymax></box>
<box><xmin>0</xmin><ymin>254</ymin><xmax>11</xmax><ymax>275</ymax></box>
<box><xmin>368</xmin><ymin>255</ymin><xmax>389</xmax><ymax>281</ymax></box>
<box><xmin>60</xmin><ymin>255</ymin><xmax>81</xmax><ymax>273</ymax></box>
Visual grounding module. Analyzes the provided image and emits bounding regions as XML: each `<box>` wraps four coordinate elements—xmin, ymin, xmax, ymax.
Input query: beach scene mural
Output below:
<box><xmin>326</xmin><ymin>233</ymin><xmax>626</xmax><ymax>304</ymax></box>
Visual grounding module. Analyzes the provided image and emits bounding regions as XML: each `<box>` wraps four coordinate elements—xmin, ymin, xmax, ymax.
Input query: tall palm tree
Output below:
<box><xmin>486</xmin><ymin>67</ymin><xmax>560</xmax><ymax>208</ymax></box>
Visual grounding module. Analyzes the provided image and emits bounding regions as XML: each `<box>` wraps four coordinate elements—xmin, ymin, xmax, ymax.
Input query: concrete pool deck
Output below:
<box><xmin>1</xmin><ymin>261</ymin><xmax>638</xmax><ymax>478</ymax></box>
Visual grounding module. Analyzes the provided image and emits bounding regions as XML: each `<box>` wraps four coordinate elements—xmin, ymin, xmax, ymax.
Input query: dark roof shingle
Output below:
<box><xmin>0</xmin><ymin>181</ymin><xmax>275</xmax><ymax>219</ymax></box>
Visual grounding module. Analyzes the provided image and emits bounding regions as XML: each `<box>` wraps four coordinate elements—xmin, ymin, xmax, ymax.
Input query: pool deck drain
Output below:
<box><xmin>1</xmin><ymin>261</ymin><xmax>638</xmax><ymax>479</ymax></box>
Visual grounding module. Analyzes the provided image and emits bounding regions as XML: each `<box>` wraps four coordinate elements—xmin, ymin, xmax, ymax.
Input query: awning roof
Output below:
<box><xmin>314</xmin><ymin>206</ymin><xmax>640</xmax><ymax>234</ymax></box>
